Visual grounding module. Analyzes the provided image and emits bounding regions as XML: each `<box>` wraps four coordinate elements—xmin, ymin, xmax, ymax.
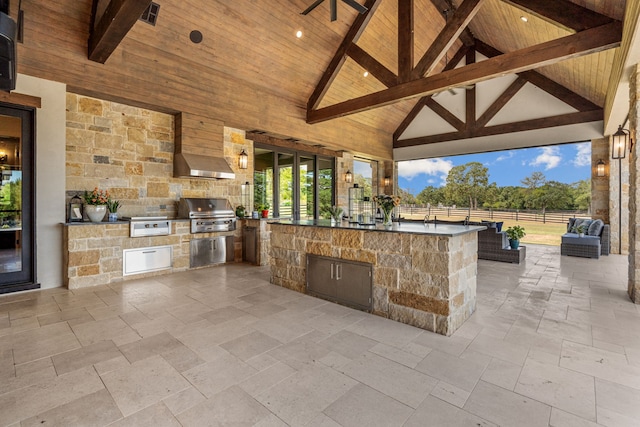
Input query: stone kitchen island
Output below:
<box><xmin>269</xmin><ymin>220</ymin><xmax>485</xmax><ymax>336</ymax></box>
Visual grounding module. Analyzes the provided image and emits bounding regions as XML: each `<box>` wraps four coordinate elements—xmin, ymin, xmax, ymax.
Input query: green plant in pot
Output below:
<box><xmin>257</xmin><ymin>202</ymin><xmax>270</xmax><ymax>218</ymax></box>
<box><xmin>575</xmin><ymin>224</ymin><xmax>587</xmax><ymax>237</ymax></box>
<box><xmin>505</xmin><ymin>225</ymin><xmax>526</xmax><ymax>249</ymax></box>
<box><xmin>235</xmin><ymin>205</ymin><xmax>246</xmax><ymax>218</ymax></box>
<box><xmin>328</xmin><ymin>205</ymin><xmax>343</xmax><ymax>223</ymax></box>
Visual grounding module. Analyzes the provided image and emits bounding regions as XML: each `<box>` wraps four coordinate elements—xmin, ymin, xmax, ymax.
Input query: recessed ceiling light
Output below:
<box><xmin>363</xmin><ymin>71</ymin><xmax>369</xmax><ymax>77</ymax></box>
<box><xmin>520</xmin><ymin>16</ymin><xmax>528</xmax><ymax>22</ymax></box>
<box><xmin>296</xmin><ymin>30</ymin><xmax>303</xmax><ymax>38</ymax></box>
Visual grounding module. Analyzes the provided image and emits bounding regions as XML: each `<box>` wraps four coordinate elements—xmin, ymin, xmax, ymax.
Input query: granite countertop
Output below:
<box><xmin>271</xmin><ymin>219</ymin><xmax>486</xmax><ymax>236</ymax></box>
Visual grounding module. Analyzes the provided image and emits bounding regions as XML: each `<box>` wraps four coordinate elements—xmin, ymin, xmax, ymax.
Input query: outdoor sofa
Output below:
<box><xmin>422</xmin><ymin>218</ymin><xmax>525</xmax><ymax>263</ymax></box>
<box><xmin>560</xmin><ymin>218</ymin><xmax>610</xmax><ymax>259</ymax></box>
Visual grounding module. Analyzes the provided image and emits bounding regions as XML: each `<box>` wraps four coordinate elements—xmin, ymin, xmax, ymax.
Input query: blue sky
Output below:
<box><xmin>397</xmin><ymin>142</ymin><xmax>591</xmax><ymax>195</ymax></box>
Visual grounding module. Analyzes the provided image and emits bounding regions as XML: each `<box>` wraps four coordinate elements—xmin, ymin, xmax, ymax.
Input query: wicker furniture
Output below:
<box><xmin>560</xmin><ymin>223</ymin><xmax>610</xmax><ymax>259</ymax></box>
<box><xmin>422</xmin><ymin>219</ymin><xmax>525</xmax><ymax>263</ymax></box>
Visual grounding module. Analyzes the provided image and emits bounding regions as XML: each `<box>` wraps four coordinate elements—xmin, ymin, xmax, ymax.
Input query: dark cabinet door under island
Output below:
<box><xmin>306</xmin><ymin>254</ymin><xmax>372</xmax><ymax>311</ymax></box>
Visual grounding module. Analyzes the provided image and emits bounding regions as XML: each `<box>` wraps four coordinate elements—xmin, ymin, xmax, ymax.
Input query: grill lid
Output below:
<box><xmin>178</xmin><ymin>198</ymin><xmax>235</xmax><ymax>219</ymax></box>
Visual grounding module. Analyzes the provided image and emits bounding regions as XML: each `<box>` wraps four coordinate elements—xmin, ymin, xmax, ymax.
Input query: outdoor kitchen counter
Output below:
<box><xmin>62</xmin><ymin>220</ymin><xmax>240</xmax><ymax>289</ymax></box>
<box><xmin>269</xmin><ymin>221</ymin><xmax>482</xmax><ymax>336</ymax></box>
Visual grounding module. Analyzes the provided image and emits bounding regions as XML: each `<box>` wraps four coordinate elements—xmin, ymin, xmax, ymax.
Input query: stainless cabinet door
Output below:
<box><xmin>336</xmin><ymin>260</ymin><xmax>372</xmax><ymax>311</ymax></box>
<box><xmin>306</xmin><ymin>255</ymin><xmax>337</xmax><ymax>299</ymax></box>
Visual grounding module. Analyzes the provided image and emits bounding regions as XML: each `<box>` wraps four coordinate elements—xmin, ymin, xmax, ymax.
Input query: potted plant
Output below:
<box><xmin>257</xmin><ymin>202</ymin><xmax>270</xmax><ymax>218</ymax></box>
<box><xmin>576</xmin><ymin>224</ymin><xmax>587</xmax><ymax>237</ymax></box>
<box><xmin>505</xmin><ymin>225</ymin><xmax>526</xmax><ymax>249</ymax></box>
<box><xmin>235</xmin><ymin>205</ymin><xmax>246</xmax><ymax>218</ymax></box>
<box><xmin>83</xmin><ymin>188</ymin><xmax>109</xmax><ymax>223</ymax></box>
<box><xmin>106</xmin><ymin>198</ymin><xmax>120</xmax><ymax>222</ymax></box>
<box><xmin>328</xmin><ymin>205</ymin><xmax>343</xmax><ymax>224</ymax></box>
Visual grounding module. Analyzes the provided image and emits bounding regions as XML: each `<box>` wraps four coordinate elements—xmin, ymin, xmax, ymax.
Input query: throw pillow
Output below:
<box><xmin>481</xmin><ymin>220</ymin><xmax>497</xmax><ymax>228</ymax></box>
<box><xmin>567</xmin><ymin>217</ymin><xmax>576</xmax><ymax>232</ymax></box>
<box><xmin>588</xmin><ymin>219</ymin><xmax>604</xmax><ymax>236</ymax></box>
<box><xmin>571</xmin><ymin>218</ymin><xmax>593</xmax><ymax>233</ymax></box>
<box><xmin>495</xmin><ymin>221</ymin><xmax>503</xmax><ymax>232</ymax></box>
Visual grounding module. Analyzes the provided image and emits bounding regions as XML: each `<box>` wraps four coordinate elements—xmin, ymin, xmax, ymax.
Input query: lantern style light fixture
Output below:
<box><xmin>383</xmin><ymin>176</ymin><xmax>391</xmax><ymax>187</ymax></box>
<box><xmin>345</xmin><ymin>169</ymin><xmax>353</xmax><ymax>183</ymax></box>
<box><xmin>68</xmin><ymin>194</ymin><xmax>84</xmax><ymax>222</ymax></box>
<box><xmin>238</xmin><ymin>149</ymin><xmax>248</xmax><ymax>169</ymax></box>
<box><xmin>612</xmin><ymin>125</ymin><xmax>629</xmax><ymax>159</ymax></box>
<box><xmin>596</xmin><ymin>159</ymin><xmax>605</xmax><ymax>177</ymax></box>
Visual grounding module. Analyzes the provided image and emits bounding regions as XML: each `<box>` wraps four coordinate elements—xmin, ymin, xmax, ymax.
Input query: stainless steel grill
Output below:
<box><xmin>177</xmin><ymin>198</ymin><xmax>237</xmax><ymax>233</ymax></box>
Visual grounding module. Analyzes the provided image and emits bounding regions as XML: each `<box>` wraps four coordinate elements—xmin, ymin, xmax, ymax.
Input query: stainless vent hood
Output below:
<box><xmin>173</xmin><ymin>113</ymin><xmax>236</xmax><ymax>179</ymax></box>
<box><xmin>174</xmin><ymin>153</ymin><xmax>235</xmax><ymax>179</ymax></box>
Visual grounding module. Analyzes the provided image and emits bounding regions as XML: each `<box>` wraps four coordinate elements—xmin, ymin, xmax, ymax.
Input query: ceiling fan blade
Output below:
<box><xmin>342</xmin><ymin>0</ymin><xmax>368</xmax><ymax>14</ymax></box>
<box><xmin>330</xmin><ymin>0</ymin><xmax>337</xmax><ymax>21</ymax></box>
<box><xmin>301</xmin><ymin>0</ymin><xmax>325</xmax><ymax>15</ymax></box>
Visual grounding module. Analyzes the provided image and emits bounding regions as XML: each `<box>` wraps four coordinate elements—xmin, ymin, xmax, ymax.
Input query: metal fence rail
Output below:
<box><xmin>397</xmin><ymin>206</ymin><xmax>588</xmax><ymax>224</ymax></box>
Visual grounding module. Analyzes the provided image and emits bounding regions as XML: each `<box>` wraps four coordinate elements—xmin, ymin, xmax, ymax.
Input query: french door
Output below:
<box><xmin>254</xmin><ymin>145</ymin><xmax>335</xmax><ymax>220</ymax></box>
<box><xmin>0</xmin><ymin>105</ymin><xmax>37</xmax><ymax>293</ymax></box>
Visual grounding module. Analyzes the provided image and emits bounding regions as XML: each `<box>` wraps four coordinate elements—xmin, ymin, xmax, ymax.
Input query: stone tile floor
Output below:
<box><xmin>0</xmin><ymin>244</ymin><xmax>638</xmax><ymax>426</ymax></box>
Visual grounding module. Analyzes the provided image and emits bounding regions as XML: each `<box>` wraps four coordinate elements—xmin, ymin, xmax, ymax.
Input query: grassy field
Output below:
<box><xmin>402</xmin><ymin>213</ymin><xmax>566</xmax><ymax>246</ymax></box>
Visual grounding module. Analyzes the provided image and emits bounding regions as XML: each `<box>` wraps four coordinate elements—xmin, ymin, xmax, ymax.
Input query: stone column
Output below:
<box><xmin>591</xmin><ymin>138</ymin><xmax>610</xmax><ymax>222</ymax></box>
<box><xmin>337</xmin><ymin>154</ymin><xmax>354</xmax><ymax>212</ymax></box>
<box><xmin>628</xmin><ymin>64</ymin><xmax>639</xmax><ymax>303</ymax></box>
<box><xmin>610</xmin><ymin>134</ymin><xmax>630</xmax><ymax>255</ymax></box>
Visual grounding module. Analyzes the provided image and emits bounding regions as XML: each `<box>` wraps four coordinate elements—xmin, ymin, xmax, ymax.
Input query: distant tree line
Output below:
<box><xmin>398</xmin><ymin>162</ymin><xmax>590</xmax><ymax>212</ymax></box>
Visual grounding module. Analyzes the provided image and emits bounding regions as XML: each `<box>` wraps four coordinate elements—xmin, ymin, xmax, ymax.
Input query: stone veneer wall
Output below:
<box><xmin>628</xmin><ymin>65</ymin><xmax>640</xmax><ymax>303</ymax></box>
<box><xmin>63</xmin><ymin>221</ymin><xmax>240</xmax><ymax>289</ymax></box>
<box><xmin>591</xmin><ymin>137</ymin><xmax>610</xmax><ymax>223</ymax></box>
<box><xmin>269</xmin><ymin>224</ymin><xmax>478</xmax><ymax>335</ymax></box>
<box><xmin>65</xmin><ymin>93</ymin><xmax>252</xmax><ymax>218</ymax></box>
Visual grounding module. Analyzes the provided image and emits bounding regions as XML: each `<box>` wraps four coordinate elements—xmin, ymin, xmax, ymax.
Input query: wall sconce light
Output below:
<box><xmin>383</xmin><ymin>176</ymin><xmax>391</xmax><ymax>187</ymax></box>
<box><xmin>238</xmin><ymin>149</ymin><xmax>248</xmax><ymax>169</ymax></box>
<box><xmin>345</xmin><ymin>169</ymin><xmax>353</xmax><ymax>183</ymax></box>
<box><xmin>612</xmin><ymin>125</ymin><xmax>630</xmax><ymax>159</ymax></box>
<box><xmin>596</xmin><ymin>159</ymin><xmax>605</xmax><ymax>177</ymax></box>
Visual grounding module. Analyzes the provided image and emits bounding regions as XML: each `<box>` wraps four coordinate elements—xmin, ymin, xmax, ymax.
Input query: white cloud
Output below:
<box><xmin>572</xmin><ymin>143</ymin><xmax>591</xmax><ymax>167</ymax></box>
<box><xmin>496</xmin><ymin>151</ymin><xmax>515</xmax><ymax>162</ymax></box>
<box><xmin>398</xmin><ymin>158</ymin><xmax>454</xmax><ymax>182</ymax></box>
<box><xmin>529</xmin><ymin>146</ymin><xmax>561</xmax><ymax>170</ymax></box>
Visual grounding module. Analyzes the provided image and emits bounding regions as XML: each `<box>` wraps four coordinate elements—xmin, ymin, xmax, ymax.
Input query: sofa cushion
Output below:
<box><xmin>587</xmin><ymin>219</ymin><xmax>604</xmax><ymax>236</ymax></box>
<box><xmin>481</xmin><ymin>220</ymin><xmax>497</xmax><ymax>228</ymax></box>
<box><xmin>495</xmin><ymin>221</ymin><xmax>504</xmax><ymax>232</ymax></box>
<box><xmin>561</xmin><ymin>234</ymin><xmax>601</xmax><ymax>246</ymax></box>
<box><xmin>567</xmin><ymin>217</ymin><xmax>577</xmax><ymax>232</ymax></box>
<box><xmin>571</xmin><ymin>218</ymin><xmax>592</xmax><ymax>233</ymax></box>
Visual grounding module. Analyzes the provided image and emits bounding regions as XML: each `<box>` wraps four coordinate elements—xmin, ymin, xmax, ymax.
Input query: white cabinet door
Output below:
<box><xmin>123</xmin><ymin>246</ymin><xmax>172</xmax><ymax>276</ymax></box>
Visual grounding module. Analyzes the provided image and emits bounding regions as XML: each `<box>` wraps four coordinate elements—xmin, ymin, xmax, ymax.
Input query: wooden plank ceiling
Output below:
<box><xmin>12</xmin><ymin>0</ymin><xmax>627</xmax><ymax>159</ymax></box>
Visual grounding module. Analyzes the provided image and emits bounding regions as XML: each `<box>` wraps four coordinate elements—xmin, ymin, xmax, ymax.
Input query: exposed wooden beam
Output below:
<box><xmin>346</xmin><ymin>44</ymin><xmax>397</xmax><ymax>87</ymax></box>
<box><xmin>88</xmin><ymin>0</ymin><xmax>151</xmax><ymax>63</ymax></box>
<box><xmin>393</xmin><ymin>98</ymin><xmax>426</xmax><ymax>141</ymax></box>
<box><xmin>307</xmin><ymin>21</ymin><xmax>622</xmax><ymax>124</ymax></box>
<box><xmin>501</xmin><ymin>0</ymin><xmax>614</xmax><ymax>33</ymax></box>
<box><xmin>475</xmin><ymin>77</ymin><xmax>527</xmax><ymax>129</ymax></box>
<box><xmin>429</xmin><ymin>0</ymin><xmax>475</xmax><ymax>46</ymax></box>
<box><xmin>398</xmin><ymin>0</ymin><xmax>414</xmax><ymax>83</ymax></box>
<box><xmin>246</xmin><ymin>132</ymin><xmax>343</xmax><ymax>158</ymax></box>
<box><xmin>0</xmin><ymin>91</ymin><xmax>41</xmax><ymax>109</ymax></box>
<box><xmin>393</xmin><ymin>45</ymin><xmax>471</xmax><ymax>141</ymax></box>
<box><xmin>475</xmin><ymin>40</ymin><xmax>601</xmax><ymax>111</ymax></box>
<box><xmin>465</xmin><ymin>47</ymin><xmax>476</xmax><ymax>130</ymax></box>
<box><xmin>412</xmin><ymin>0</ymin><xmax>485</xmax><ymax>80</ymax></box>
<box><xmin>394</xmin><ymin>110</ymin><xmax>603</xmax><ymax>148</ymax></box>
<box><xmin>425</xmin><ymin>98</ymin><xmax>465</xmax><ymax>131</ymax></box>
<box><xmin>306</xmin><ymin>0</ymin><xmax>382</xmax><ymax>110</ymax></box>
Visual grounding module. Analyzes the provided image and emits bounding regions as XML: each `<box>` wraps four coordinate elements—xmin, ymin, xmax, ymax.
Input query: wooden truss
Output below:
<box><xmin>306</xmin><ymin>0</ymin><xmax>622</xmax><ymax>148</ymax></box>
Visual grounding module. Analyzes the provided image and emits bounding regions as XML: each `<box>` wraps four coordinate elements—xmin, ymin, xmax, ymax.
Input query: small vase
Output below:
<box><xmin>85</xmin><ymin>205</ymin><xmax>107</xmax><ymax>223</ymax></box>
<box><xmin>509</xmin><ymin>239</ymin><xmax>520</xmax><ymax>249</ymax></box>
<box><xmin>108</xmin><ymin>212</ymin><xmax>118</xmax><ymax>222</ymax></box>
<box><xmin>382</xmin><ymin>209</ymin><xmax>392</xmax><ymax>226</ymax></box>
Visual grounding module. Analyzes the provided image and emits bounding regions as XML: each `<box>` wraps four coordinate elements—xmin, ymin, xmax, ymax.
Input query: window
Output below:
<box><xmin>253</xmin><ymin>145</ymin><xmax>335</xmax><ymax>219</ymax></box>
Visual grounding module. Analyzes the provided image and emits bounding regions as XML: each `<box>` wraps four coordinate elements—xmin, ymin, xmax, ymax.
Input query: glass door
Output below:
<box><xmin>254</xmin><ymin>144</ymin><xmax>335</xmax><ymax>220</ymax></box>
<box><xmin>299</xmin><ymin>155</ymin><xmax>314</xmax><ymax>220</ymax></box>
<box><xmin>0</xmin><ymin>106</ymin><xmax>36</xmax><ymax>293</ymax></box>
